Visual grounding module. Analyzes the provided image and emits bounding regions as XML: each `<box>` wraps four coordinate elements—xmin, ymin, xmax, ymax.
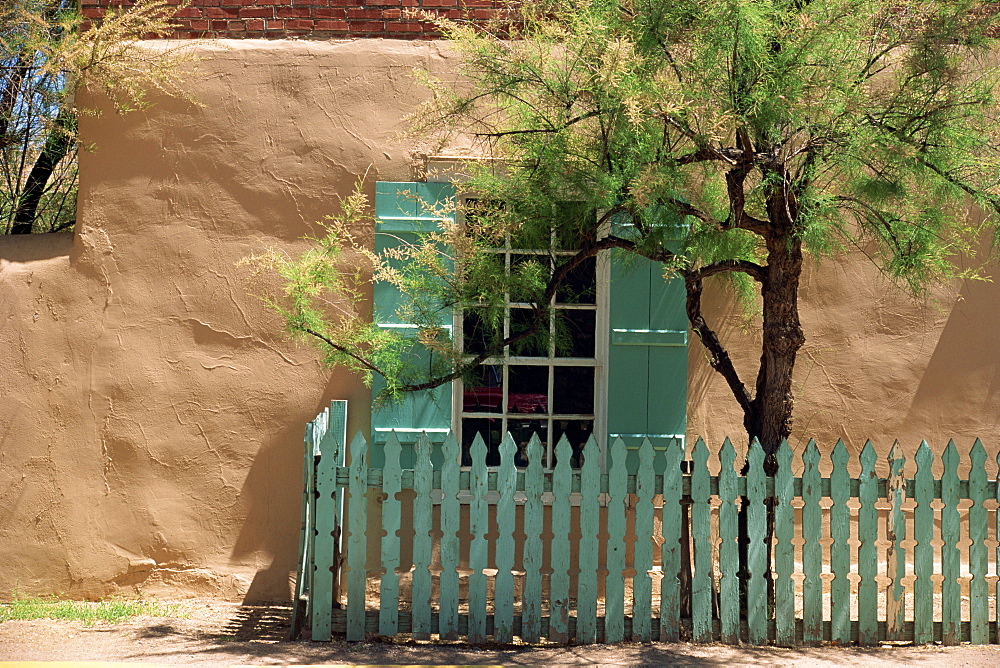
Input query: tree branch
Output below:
<box><xmin>473</xmin><ymin>109</ymin><xmax>603</xmax><ymax>139</ymax></box>
<box><xmin>301</xmin><ymin>327</ymin><xmax>390</xmax><ymax>378</ymax></box>
<box><xmin>686</xmin><ymin>259</ymin><xmax>767</xmax><ymax>284</ymax></box>
<box><xmin>683</xmin><ymin>270</ymin><xmax>755</xmax><ymax>417</ymax></box>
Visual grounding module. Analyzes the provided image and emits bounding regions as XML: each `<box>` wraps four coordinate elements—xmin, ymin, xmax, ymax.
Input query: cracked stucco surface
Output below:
<box><xmin>1</xmin><ymin>39</ymin><xmax>1000</xmax><ymax>603</ymax></box>
<box><xmin>0</xmin><ymin>39</ymin><xmax>454</xmax><ymax>602</ymax></box>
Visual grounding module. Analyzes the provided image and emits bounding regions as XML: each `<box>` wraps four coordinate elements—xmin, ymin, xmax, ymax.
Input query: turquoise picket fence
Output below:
<box><xmin>292</xmin><ymin>401</ymin><xmax>1000</xmax><ymax>645</ymax></box>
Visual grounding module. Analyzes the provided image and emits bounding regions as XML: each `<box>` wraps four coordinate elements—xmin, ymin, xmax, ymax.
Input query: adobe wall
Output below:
<box><xmin>0</xmin><ymin>39</ymin><xmax>458</xmax><ymax>602</ymax></box>
<box><xmin>1</xmin><ymin>39</ymin><xmax>998</xmax><ymax>603</ymax></box>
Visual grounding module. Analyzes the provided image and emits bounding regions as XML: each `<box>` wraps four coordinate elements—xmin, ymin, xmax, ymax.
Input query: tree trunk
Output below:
<box><xmin>746</xmin><ymin>232</ymin><xmax>805</xmax><ymax>462</ymax></box>
<box><xmin>739</xmin><ymin>217</ymin><xmax>805</xmax><ymax>619</ymax></box>
<box><xmin>11</xmin><ymin>107</ymin><xmax>75</xmax><ymax>234</ymax></box>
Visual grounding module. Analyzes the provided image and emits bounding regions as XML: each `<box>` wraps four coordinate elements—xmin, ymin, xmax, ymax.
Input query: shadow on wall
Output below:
<box><xmin>905</xmin><ymin>270</ymin><xmax>1000</xmax><ymax>440</ymax></box>
<box><xmin>0</xmin><ymin>231</ymin><xmax>74</xmax><ymax>261</ymax></box>
<box><xmin>232</xmin><ymin>382</ymin><xmax>368</xmax><ymax>604</ymax></box>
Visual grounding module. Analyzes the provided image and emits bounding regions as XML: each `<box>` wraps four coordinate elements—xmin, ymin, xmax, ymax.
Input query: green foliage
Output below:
<box><xmin>412</xmin><ymin>0</ymin><xmax>999</xmax><ymax>291</ymax></box>
<box><xmin>0</xmin><ymin>594</ymin><xmax>182</xmax><ymax>625</ymax></box>
<box><xmin>263</xmin><ymin>1</ymin><xmax>1000</xmax><ymax>436</ymax></box>
<box><xmin>1</xmin><ymin>0</ymin><xmax>196</xmax><ymax>234</ymax></box>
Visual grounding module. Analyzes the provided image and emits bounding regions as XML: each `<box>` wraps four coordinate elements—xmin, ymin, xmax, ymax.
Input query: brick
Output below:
<box><xmin>421</xmin><ymin>0</ymin><xmax>458</xmax><ymax>6</ymax></box>
<box><xmin>203</xmin><ymin>7</ymin><xmax>240</xmax><ymax>18</ymax></box>
<box><xmin>188</xmin><ymin>19</ymin><xmax>211</xmax><ymax>29</ymax></box>
<box><xmin>313</xmin><ymin>8</ymin><xmax>347</xmax><ymax>18</ymax></box>
<box><xmin>285</xmin><ymin>18</ymin><xmax>316</xmax><ymax>28</ymax></box>
<box><xmin>227</xmin><ymin>20</ymin><xmax>247</xmax><ymax>30</ymax></box>
<box><xmin>346</xmin><ymin>8</ymin><xmax>384</xmax><ymax>18</ymax></box>
<box><xmin>315</xmin><ymin>19</ymin><xmax>349</xmax><ymax>30</ymax></box>
<box><xmin>239</xmin><ymin>8</ymin><xmax>273</xmax><ymax>18</ymax></box>
<box><xmin>244</xmin><ymin>18</ymin><xmax>265</xmax><ymax>29</ymax></box>
<box><xmin>80</xmin><ymin>8</ymin><xmax>104</xmax><ymax>18</ymax></box>
<box><xmin>276</xmin><ymin>6</ymin><xmax>313</xmax><ymax>17</ymax></box>
<box><xmin>348</xmin><ymin>20</ymin><xmax>385</xmax><ymax>31</ymax></box>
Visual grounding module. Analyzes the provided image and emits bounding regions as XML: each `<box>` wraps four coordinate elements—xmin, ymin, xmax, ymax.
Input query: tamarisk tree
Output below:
<box><xmin>268</xmin><ymin>0</ymin><xmax>1000</xmax><ymax>459</ymax></box>
<box><xmin>1</xmin><ymin>0</ymin><xmax>194</xmax><ymax>234</ymax></box>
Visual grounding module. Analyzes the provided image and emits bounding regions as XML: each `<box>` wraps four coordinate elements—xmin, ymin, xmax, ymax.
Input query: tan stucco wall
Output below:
<box><xmin>688</xmin><ymin>243</ymin><xmax>1000</xmax><ymax>474</ymax></box>
<box><xmin>0</xmin><ymin>39</ymin><xmax>460</xmax><ymax>602</ymax></box>
<box><xmin>2</xmin><ymin>39</ymin><xmax>998</xmax><ymax>603</ymax></box>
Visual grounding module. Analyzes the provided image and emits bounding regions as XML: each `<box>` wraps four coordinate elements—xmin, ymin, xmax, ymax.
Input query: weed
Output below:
<box><xmin>0</xmin><ymin>595</ymin><xmax>183</xmax><ymax>625</ymax></box>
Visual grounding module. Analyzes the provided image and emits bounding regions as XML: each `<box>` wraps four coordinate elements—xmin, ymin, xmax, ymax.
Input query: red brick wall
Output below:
<box><xmin>78</xmin><ymin>0</ymin><xmax>510</xmax><ymax>39</ymax></box>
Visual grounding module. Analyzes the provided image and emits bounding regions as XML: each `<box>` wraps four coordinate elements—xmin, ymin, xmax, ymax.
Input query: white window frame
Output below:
<box><xmin>446</xmin><ymin>194</ymin><xmax>610</xmax><ymax>471</ymax></box>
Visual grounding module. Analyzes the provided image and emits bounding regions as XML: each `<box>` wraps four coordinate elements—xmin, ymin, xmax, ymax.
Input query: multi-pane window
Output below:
<box><xmin>456</xmin><ymin>202</ymin><xmax>604</xmax><ymax>469</ymax></box>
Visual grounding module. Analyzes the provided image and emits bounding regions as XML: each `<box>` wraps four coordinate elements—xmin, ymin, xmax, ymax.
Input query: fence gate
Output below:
<box><xmin>293</xmin><ymin>401</ymin><xmax>1000</xmax><ymax>646</ymax></box>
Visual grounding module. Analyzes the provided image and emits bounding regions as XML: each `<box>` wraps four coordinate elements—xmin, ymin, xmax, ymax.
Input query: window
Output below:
<box><xmin>456</xmin><ymin>201</ymin><xmax>605</xmax><ymax>470</ymax></box>
<box><xmin>371</xmin><ymin>180</ymin><xmax>688</xmax><ymax>474</ymax></box>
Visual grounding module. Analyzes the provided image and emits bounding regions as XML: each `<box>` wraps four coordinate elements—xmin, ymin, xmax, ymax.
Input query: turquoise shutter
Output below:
<box><xmin>372</xmin><ymin>182</ymin><xmax>456</xmax><ymax>467</ymax></box>
<box><xmin>606</xmin><ymin>248</ymin><xmax>688</xmax><ymax>459</ymax></box>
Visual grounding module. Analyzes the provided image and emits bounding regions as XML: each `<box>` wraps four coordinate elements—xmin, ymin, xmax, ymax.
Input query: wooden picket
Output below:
<box><xmin>297</xmin><ymin>403</ymin><xmax>1000</xmax><ymax>646</ymax></box>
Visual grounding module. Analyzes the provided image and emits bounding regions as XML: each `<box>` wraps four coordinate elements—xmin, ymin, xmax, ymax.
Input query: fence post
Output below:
<box><xmin>773</xmin><ymin>440</ymin><xmax>795</xmax><ymax>646</ymax></box>
<box><xmin>411</xmin><ymin>432</ymin><xmax>434</xmax><ymax>640</ymax></box>
<box><xmin>801</xmin><ymin>439</ymin><xmax>822</xmax><ymax>644</ymax></box>
<box><xmin>660</xmin><ymin>436</ymin><xmax>684</xmax><ymax>642</ymax></box>
<box><xmin>885</xmin><ymin>441</ymin><xmax>907</xmax><ymax>642</ymax></box>
<box><xmin>550</xmin><ymin>436</ymin><xmax>573</xmax><ymax>643</ymax></box>
<box><xmin>494</xmin><ymin>433</ymin><xmax>517</xmax><ymax>643</ymax></box>
<box><xmin>522</xmin><ymin>434</ymin><xmax>545</xmax><ymax>643</ymax></box>
<box><xmin>857</xmin><ymin>441</ymin><xmax>878</xmax><ymax>645</ymax></box>
<box><xmin>632</xmin><ymin>438</ymin><xmax>655</xmax><ymax>642</ymax></box>
<box><xmin>690</xmin><ymin>437</ymin><xmax>712</xmax><ymax>642</ymax></box>
<box><xmin>577</xmin><ymin>435</ymin><xmax>601</xmax><ymax>644</ymax></box>
<box><xmin>745</xmin><ymin>439</ymin><xmax>766</xmax><ymax>645</ymax></box>
<box><xmin>378</xmin><ymin>432</ymin><xmax>402</xmax><ymax>637</ymax></box>
<box><xmin>314</xmin><ymin>402</ymin><xmax>347</xmax><ymax>641</ymax></box>
<box><xmin>995</xmin><ymin>449</ymin><xmax>1000</xmax><ymax>642</ymax></box>
<box><xmin>940</xmin><ymin>441</ymin><xmax>960</xmax><ymax>645</ymax></box>
<box><xmin>605</xmin><ymin>437</ymin><xmax>628</xmax><ymax>643</ymax></box>
<box><xmin>969</xmin><ymin>440</ymin><xmax>988</xmax><ymax>644</ymax></box>
<box><xmin>346</xmin><ymin>431</ymin><xmax>369</xmax><ymax>642</ymax></box>
<box><xmin>438</xmin><ymin>433</ymin><xmax>461</xmax><ymax>640</ymax></box>
<box><xmin>912</xmin><ymin>442</ymin><xmax>934</xmax><ymax>644</ymax></box>
<box><xmin>830</xmin><ymin>440</ymin><xmax>850</xmax><ymax>644</ymax></box>
<box><xmin>468</xmin><ymin>433</ymin><xmax>489</xmax><ymax>643</ymax></box>
<box><xmin>290</xmin><ymin>418</ymin><xmax>318</xmax><ymax>640</ymax></box>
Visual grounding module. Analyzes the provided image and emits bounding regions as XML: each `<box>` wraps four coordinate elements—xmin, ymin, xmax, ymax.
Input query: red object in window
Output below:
<box><xmin>463</xmin><ymin>387</ymin><xmax>502</xmax><ymax>411</ymax></box>
<box><xmin>463</xmin><ymin>388</ymin><xmax>548</xmax><ymax>413</ymax></box>
<box><xmin>508</xmin><ymin>393</ymin><xmax>548</xmax><ymax>413</ymax></box>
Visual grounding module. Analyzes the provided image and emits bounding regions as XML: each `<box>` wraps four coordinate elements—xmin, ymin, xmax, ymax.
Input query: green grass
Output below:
<box><xmin>0</xmin><ymin>595</ymin><xmax>183</xmax><ymax>625</ymax></box>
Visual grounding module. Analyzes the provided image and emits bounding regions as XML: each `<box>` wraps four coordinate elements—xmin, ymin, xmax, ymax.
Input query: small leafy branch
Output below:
<box><xmin>1</xmin><ymin>0</ymin><xmax>199</xmax><ymax>233</ymax></box>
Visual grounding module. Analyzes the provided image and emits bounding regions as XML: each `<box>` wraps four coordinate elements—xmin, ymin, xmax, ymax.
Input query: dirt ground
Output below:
<box><xmin>3</xmin><ymin>599</ymin><xmax>1000</xmax><ymax>666</ymax></box>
